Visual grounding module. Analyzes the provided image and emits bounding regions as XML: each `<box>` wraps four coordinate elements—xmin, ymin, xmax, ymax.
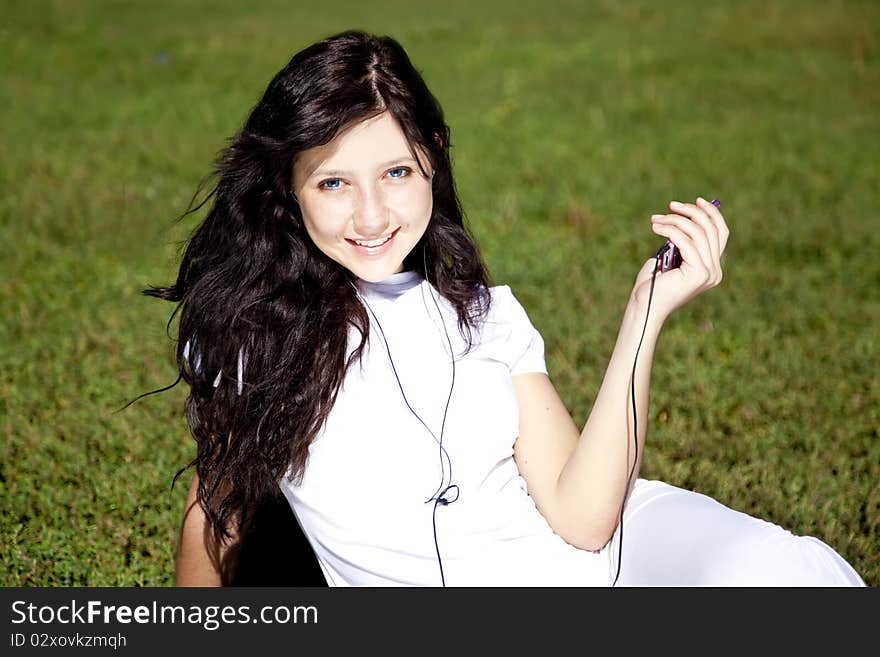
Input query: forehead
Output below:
<box><xmin>294</xmin><ymin>112</ymin><xmax>420</xmax><ymax>181</ymax></box>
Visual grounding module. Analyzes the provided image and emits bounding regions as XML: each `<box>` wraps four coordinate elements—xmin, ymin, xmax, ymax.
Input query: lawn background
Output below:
<box><xmin>1</xmin><ymin>0</ymin><xmax>877</xmax><ymax>586</ymax></box>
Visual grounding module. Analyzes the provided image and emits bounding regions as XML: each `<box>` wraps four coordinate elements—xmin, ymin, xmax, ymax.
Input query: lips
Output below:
<box><xmin>346</xmin><ymin>227</ymin><xmax>400</xmax><ymax>255</ymax></box>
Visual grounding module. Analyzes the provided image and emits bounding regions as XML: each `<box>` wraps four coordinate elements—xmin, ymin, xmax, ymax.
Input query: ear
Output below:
<box><xmin>434</xmin><ymin>132</ymin><xmax>444</xmax><ymax>148</ymax></box>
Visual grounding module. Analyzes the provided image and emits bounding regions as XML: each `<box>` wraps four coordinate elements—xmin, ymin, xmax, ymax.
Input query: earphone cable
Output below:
<box><xmin>352</xmin><ymin>257</ymin><xmax>457</xmax><ymax>586</ymax></box>
<box><xmin>611</xmin><ymin>253</ymin><xmax>662</xmax><ymax>587</ymax></box>
<box><xmin>422</xmin><ymin>258</ymin><xmax>458</xmax><ymax>504</ymax></box>
<box><xmin>357</xmin><ymin>298</ymin><xmax>456</xmax><ymax>501</ymax></box>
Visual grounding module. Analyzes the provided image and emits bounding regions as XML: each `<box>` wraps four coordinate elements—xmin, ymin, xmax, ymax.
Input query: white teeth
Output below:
<box><xmin>354</xmin><ymin>234</ymin><xmax>392</xmax><ymax>247</ymax></box>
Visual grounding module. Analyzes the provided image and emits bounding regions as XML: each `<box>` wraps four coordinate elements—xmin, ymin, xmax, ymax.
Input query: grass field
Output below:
<box><xmin>2</xmin><ymin>0</ymin><xmax>877</xmax><ymax>586</ymax></box>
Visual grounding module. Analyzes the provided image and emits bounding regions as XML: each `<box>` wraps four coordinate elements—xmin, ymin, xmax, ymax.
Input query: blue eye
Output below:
<box><xmin>388</xmin><ymin>167</ymin><xmax>410</xmax><ymax>179</ymax></box>
<box><xmin>319</xmin><ymin>178</ymin><xmax>342</xmax><ymax>190</ymax></box>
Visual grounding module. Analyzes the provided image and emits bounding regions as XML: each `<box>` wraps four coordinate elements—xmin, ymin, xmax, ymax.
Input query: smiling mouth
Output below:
<box><xmin>346</xmin><ymin>227</ymin><xmax>400</xmax><ymax>248</ymax></box>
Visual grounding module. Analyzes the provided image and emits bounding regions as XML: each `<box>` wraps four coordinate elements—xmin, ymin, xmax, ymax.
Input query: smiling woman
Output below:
<box><xmin>145</xmin><ymin>30</ymin><xmax>865</xmax><ymax>587</ymax></box>
<box><xmin>291</xmin><ymin>113</ymin><xmax>435</xmax><ymax>282</ymax></box>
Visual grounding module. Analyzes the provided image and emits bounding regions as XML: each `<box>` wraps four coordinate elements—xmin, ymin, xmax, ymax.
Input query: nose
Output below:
<box><xmin>352</xmin><ymin>182</ymin><xmax>390</xmax><ymax>239</ymax></box>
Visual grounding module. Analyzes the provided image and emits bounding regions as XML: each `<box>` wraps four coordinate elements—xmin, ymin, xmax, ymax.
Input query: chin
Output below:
<box><xmin>342</xmin><ymin>258</ymin><xmax>406</xmax><ymax>283</ymax></box>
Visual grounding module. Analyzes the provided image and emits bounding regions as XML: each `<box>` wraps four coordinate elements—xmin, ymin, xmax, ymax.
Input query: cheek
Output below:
<box><xmin>390</xmin><ymin>183</ymin><xmax>433</xmax><ymax>222</ymax></box>
<box><xmin>300</xmin><ymin>198</ymin><xmax>350</xmax><ymax>240</ymax></box>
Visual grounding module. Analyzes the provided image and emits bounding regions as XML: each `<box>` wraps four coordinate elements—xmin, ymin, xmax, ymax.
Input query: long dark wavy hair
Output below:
<box><xmin>142</xmin><ymin>31</ymin><xmax>492</xmax><ymax>570</ymax></box>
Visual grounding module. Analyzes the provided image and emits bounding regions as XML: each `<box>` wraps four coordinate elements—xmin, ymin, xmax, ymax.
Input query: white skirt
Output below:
<box><xmin>602</xmin><ymin>479</ymin><xmax>865</xmax><ymax>586</ymax></box>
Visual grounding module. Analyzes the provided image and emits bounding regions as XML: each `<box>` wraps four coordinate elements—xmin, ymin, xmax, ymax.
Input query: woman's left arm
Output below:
<box><xmin>513</xmin><ymin>197</ymin><xmax>729</xmax><ymax>551</ymax></box>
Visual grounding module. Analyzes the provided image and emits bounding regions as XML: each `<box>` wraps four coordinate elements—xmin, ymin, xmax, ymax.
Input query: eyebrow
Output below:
<box><xmin>309</xmin><ymin>156</ymin><xmax>419</xmax><ymax>180</ymax></box>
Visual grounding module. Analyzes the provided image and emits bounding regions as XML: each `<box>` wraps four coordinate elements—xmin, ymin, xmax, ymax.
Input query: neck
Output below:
<box><xmin>356</xmin><ymin>269</ymin><xmax>423</xmax><ymax>299</ymax></box>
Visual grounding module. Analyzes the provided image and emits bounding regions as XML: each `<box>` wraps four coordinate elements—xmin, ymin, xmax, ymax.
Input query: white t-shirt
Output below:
<box><xmin>276</xmin><ymin>270</ymin><xmax>614</xmax><ymax>586</ymax></box>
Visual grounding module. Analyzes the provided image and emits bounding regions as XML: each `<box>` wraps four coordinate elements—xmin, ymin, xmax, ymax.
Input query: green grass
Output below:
<box><xmin>2</xmin><ymin>0</ymin><xmax>877</xmax><ymax>586</ymax></box>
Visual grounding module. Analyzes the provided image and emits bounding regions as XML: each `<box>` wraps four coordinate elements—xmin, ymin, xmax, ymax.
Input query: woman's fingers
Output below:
<box><xmin>636</xmin><ymin>197</ymin><xmax>730</xmax><ymax>317</ymax></box>
<box><xmin>651</xmin><ymin>212</ymin><xmax>714</xmax><ymax>278</ymax></box>
<box><xmin>650</xmin><ymin>220</ymin><xmax>713</xmax><ymax>283</ymax></box>
<box><xmin>670</xmin><ymin>200</ymin><xmax>720</xmax><ymax>267</ymax></box>
<box><xmin>652</xmin><ymin>198</ymin><xmax>727</xmax><ymax>287</ymax></box>
<box><xmin>696</xmin><ymin>196</ymin><xmax>730</xmax><ymax>254</ymax></box>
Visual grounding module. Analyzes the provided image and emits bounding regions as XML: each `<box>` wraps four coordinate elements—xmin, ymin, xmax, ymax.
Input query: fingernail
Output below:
<box><xmin>670</xmin><ymin>201</ymin><xmax>683</xmax><ymax>208</ymax></box>
<box><xmin>697</xmin><ymin>196</ymin><xmax>706</xmax><ymax>204</ymax></box>
<box><xmin>651</xmin><ymin>214</ymin><xmax>664</xmax><ymax>221</ymax></box>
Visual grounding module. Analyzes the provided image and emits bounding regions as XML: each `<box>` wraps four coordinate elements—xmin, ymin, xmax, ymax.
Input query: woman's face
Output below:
<box><xmin>292</xmin><ymin>112</ymin><xmax>434</xmax><ymax>283</ymax></box>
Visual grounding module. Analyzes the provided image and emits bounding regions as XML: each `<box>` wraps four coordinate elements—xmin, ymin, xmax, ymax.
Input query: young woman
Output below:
<box><xmin>151</xmin><ymin>30</ymin><xmax>864</xmax><ymax>587</ymax></box>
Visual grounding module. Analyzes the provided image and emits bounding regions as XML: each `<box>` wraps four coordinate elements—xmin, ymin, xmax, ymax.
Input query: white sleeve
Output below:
<box><xmin>499</xmin><ymin>286</ymin><xmax>548</xmax><ymax>377</ymax></box>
